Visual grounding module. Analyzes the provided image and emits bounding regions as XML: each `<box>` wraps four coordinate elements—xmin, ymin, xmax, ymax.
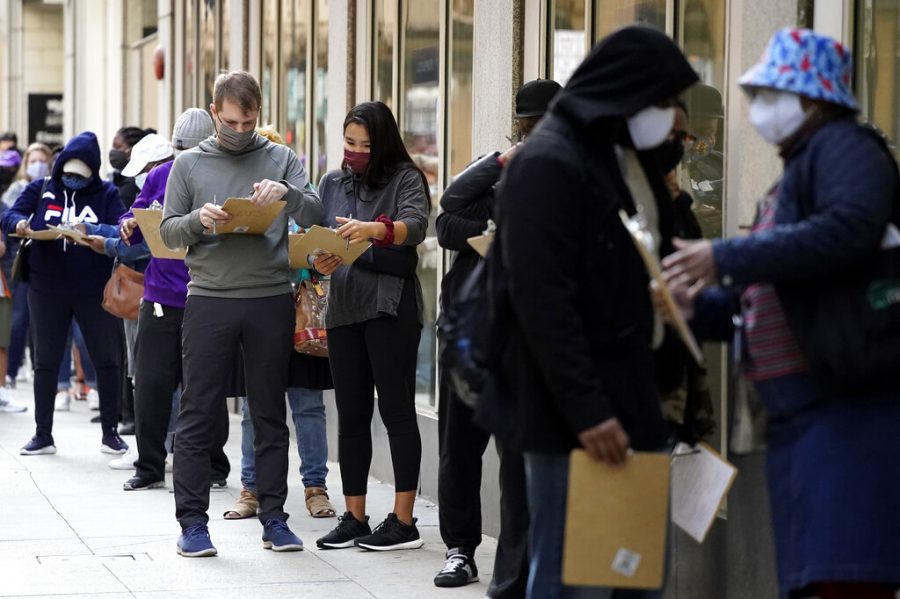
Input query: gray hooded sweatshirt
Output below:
<box><xmin>160</xmin><ymin>134</ymin><xmax>323</xmax><ymax>299</ymax></box>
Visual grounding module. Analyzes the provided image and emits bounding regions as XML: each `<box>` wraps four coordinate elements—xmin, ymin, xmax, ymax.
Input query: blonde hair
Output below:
<box><xmin>18</xmin><ymin>142</ymin><xmax>52</xmax><ymax>181</ymax></box>
<box><xmin>255</xmin><ymin>125</ymin><xmax>285</xmax><ymax>146</ymax></box>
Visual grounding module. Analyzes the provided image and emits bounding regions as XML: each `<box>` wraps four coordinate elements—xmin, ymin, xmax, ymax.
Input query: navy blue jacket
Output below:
<box><xmin>695</xmin><ymin>118</ymin><xmax>897</xmax><ymax>342</ymax></box>
<box><xmin>0</xmin><ymin>132</ymin><xmax>125</xmax><ymax>295</ymax></box>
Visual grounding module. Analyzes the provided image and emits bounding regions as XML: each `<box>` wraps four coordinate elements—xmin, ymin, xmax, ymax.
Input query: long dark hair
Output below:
<box><xmin>343</xmin><ymin>101</ymin><xmax>429</xmax><ymax>197</ymax></box>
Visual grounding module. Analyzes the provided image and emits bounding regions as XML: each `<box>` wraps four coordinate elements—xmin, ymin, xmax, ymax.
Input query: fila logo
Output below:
<box><xmin>43</xmin><ymin>203</ymin><xmax>99</xmax><ymax>224</ymax></box>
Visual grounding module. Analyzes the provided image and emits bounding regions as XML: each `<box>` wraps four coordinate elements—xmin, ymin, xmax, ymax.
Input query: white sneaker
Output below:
<box><xmin>0</xmin><ymin>388</ymin><xmax>26</xmax><ymax>413</ymax></box>
<box><xmin>87</xmin><ymin>388</ymin><xmax>100</xmax><ymax>411</ymax></box>
<box><xmin>54</xmin><ymin>390</ymin><xmax>71</xmax><ymax>412</ymax></box>
<box><xmin>108</xmin><ymin>446</ymin><xmax>139</xmax><ymax>470</ymax></box>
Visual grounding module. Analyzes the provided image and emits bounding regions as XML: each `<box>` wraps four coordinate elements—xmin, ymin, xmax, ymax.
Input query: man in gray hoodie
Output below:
<box><xmin>160</xmin><ymin>71</ymin><xmax>323</xmax><ymax>557</ymax></box>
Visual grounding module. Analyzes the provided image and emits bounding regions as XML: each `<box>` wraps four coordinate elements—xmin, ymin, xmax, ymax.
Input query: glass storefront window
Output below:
<box><xmin>856</xmin><ymin>0</ymin><xmax>900</xmax><ymax>155</ymax></box>
<box><xmin>595</xmin><ymin>0</ymin><xmax>666</xmax><ymax>39</ymax></box>
<box><xmin>550</xmin><ymin>0</ymin><xmax>587</xmax><ymax>85</ymax></box>
<box><xmin>373</xmin><ymin>0</ymin><xmax>397</xmax><ymax>110</ymax></box>
<box><xmin>199</xmin><ymin>0</ymin><xmax>217</xmax><ymax>108</ymax></box>
<box><xmin>261</xmin><ymin>0</ymin><xmax>279</xmax><ymax>128</ymax></box>
<box><xmin>678</xmin><ymin>0</ymin><xmax>726</xmax><ymax>240</ymax></box>
<box><xmin>399</xmin><ymin>0</ymin><xmax>440</xmax><ymax>406</ymax></box>
<box><xmin>448</xmin><ymin>0</ymin><xmax>474</xmax><ymax>177</ymax></box>
<box><xmin>282</xmin><ymin>0</ymin><xmax>310</xmax><ymax>163</ymax></box>
<box><xmin>184</xmin><ymin>0</ymin><xmax>197</xmax><ymax>109</ymax></box>
<box><xmin>312</xmin><ymin>0</ymin><xmax>329</xmax><ymax>183</ymax></box>
<box><xmin>221</xmin><ymin>0</ymin><xmax>230</xmax><ymax>71</ymax></box>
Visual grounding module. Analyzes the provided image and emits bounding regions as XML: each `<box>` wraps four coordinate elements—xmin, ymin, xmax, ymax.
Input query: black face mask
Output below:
<box><xmin>109</xmin><ymin>149</ymin><xmax>129</xmax><ymax>171</ymax></box>
<box><xmin>654</xmin><ymin>137</ymin><xmax>685</xmax><ymax>174</ymax></box>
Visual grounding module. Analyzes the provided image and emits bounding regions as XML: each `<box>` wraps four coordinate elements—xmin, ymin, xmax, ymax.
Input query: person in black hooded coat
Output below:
<box><xmin>492</xmin><ymin>27</ymin><xmax>698</xmax><ymax>598</ymax></box>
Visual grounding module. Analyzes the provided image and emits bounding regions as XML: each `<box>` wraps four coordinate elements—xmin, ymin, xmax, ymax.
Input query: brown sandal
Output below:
<box><xmin>224</xmin><ymin>488</ymin><xmax>258</xmax><ymax>520</ymax></box>
<box><xmin>305</xmin><ymin>487</ymin><xmax>336</xmax><ymax>518</ymax></box>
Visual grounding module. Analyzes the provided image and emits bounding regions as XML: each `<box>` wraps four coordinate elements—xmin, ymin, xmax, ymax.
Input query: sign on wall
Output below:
<box><xmin>28</xmin><ymin>94</ymin><xmax>64</xmax><ymax>147</ymax></box>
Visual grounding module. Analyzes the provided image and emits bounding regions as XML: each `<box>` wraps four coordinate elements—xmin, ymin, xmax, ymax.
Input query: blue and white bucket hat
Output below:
<box><xmin>739</xmin><ymin>28</ymin><xmax>858</xmax><ymax>111</ymax></box>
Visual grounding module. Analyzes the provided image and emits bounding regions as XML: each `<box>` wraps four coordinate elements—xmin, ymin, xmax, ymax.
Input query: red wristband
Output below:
<box><xmin>373</xmin><ymin>214</ymin><xmax>394</xmax><ymax>247</ymax></box>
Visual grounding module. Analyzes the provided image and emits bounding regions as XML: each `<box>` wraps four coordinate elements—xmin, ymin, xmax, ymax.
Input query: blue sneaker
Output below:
<box><xmin>176</xmin><ymin>523</ymin><xmax>217</xmax><ymax>557</ymax></box>
<box><xmin>101</xmin><ymin>434</ymin><xmax>128</xmax><ymax>455</ymax></box>
<box><xmin>20</xmin><ymin>435</ymin><xmax>56</xmax><ymax>455</ymax></box>
<box><xmin>262</xmin><ymin>519</ymin><xmax>304</xmax><ymax>552</ymax></box>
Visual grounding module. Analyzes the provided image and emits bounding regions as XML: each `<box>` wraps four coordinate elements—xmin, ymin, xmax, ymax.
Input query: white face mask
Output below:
<box><xmin>26</xmin><ymin>160</ymin><xmax>48</xmax><ymax>181</ymax></box>
<box><xmin>627</xmin><ymin>106</ymin><xmax>676</xmax><ymax>150</ymax></box>
<box><xmin>749</xmin><ymin>90</ymin><xmax>808</xmax><ymax>145</ymax></box>
<box><xmin>134</xmin><ymin>172</ymin><xmax>148</xmax><ymax>190</ymax></box>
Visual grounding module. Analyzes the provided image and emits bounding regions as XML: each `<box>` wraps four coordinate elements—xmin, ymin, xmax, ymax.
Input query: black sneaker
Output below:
<box><xmin>355</xmin><ymin>513</ymin><xmax>424</xmax><ymax>551</ymax></box>
<box><xmin>123</xmin><ymin>476</ymin><xmax>165</xmax><ymax>491</ymax></box>
<box><xmin>434</xmin><ymin>548</ymin><xmax>479</xmax><ymax>587</ymax></box>
<box><xmin>316</xmin><ymin>512</ymin><xmax>371</xmax><ymax>549</ymax></box>
<box><xmin>210</xmin><ymin>479</ymin><xmax>227</xmax><ymax>490</ymax></box>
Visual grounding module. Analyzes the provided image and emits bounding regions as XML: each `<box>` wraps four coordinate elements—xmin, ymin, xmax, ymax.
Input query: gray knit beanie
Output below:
<box><xmin>171</xmin><ymin>108</ymin><xmax>215</xmax><ymax>153</ymax></box>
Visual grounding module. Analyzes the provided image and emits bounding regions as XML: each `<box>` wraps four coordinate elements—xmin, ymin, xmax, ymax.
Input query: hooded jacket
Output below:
<box><xmin>0</xmin><ymin>131</ymin><xmax>125</xmax><ymax>295</ymax></box>
<box><xmin>160</xmin><ymin>133</ymin><xmax>323</xmax><ymax>299</ymax></box>
<box><xmin>495</xmin><ymin>26</ymin><xmax>698</xmax><ymax>453</ymax></box>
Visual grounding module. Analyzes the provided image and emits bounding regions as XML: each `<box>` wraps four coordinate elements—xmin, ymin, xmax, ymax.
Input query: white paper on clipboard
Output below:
<box><xmin>671</xmin><ymin>442</ymin><xmax>738</xmax><ymax>543</ymax></box>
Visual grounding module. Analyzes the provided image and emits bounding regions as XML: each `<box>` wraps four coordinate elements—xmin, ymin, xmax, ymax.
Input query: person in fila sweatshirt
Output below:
<box><xmin>0</xmin><ymin>131</ymin><xmax>128</xmax><ymax>457</ymax></box>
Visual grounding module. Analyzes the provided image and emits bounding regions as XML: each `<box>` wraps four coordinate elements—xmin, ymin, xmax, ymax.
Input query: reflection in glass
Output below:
<box><xmin>282</xmin><ymin>0</ymin><xmax>309</xmax><ymax>164</ymax></box>
<box><xmin>595</xmin><ymin>0</ymin><xmax>666</xmax><ymax>39</ymax></box>
<box><xmin>373</xmin><ymin>0</ymin><xmax>397</xmax><ymax>109</ymax></box>
<box><xmin>184</xmin><ymin>0</ymin><xmax>196</xmax><ymax>108</ymax></box>
<box><xmin>221</xmin><ymin>0</ymin><xmax>229</xmax><ymax>71</ymax></box>
<box><xmin>856</xmin><ymin>0</ymin><xmax>900</xmax><ymax>154</ymax></box>
<box><xmin>677</xmin><ymin>0</ymin><xmax>726</xmax><ymax>240</ymax></box>
<box><xmin>401</xmin><ymin>0</ymin><xmax>440</xmax><ymax>406</ymax></box>
<box><xmin>551</xmin><ymin>0</ymin><xmax>586</xmax><ymax>85</ymax></box>
<box><xmin>200</xmin><ymin>0</ymin><xmax>217</xmax><ymax>109</ymax></box>
<box><xmin>261</xmin><ymin>0</ymin><xmax>279</xmax><ymax>127</ymax></box>
<box><xmin>448</xmin><ymin>0</ymin><xmax>474</xmax><ymax>177</ymax></box>
<box><xmin>313</xmin><ymin>0</ymin><xmax>329</xmax><ymax>183</ymax></box>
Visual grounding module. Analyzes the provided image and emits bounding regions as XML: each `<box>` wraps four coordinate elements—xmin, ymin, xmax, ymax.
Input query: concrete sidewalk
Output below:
<box><xmin>0</xmin><ymin>381</ymin><xmax>497</xmax><ymax>598</ymax></box>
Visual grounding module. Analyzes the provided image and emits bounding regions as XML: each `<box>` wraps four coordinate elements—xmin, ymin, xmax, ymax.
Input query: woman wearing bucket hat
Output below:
<box><xmin>662</xmin><ymin>29</ymin><xmax>900</xmax><ymax>599</ymax></box>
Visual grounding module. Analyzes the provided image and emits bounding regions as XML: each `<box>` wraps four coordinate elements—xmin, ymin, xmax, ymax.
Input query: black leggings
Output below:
<box><xmin>328</xmin><ymin>280</ymin><xmax>422</xmax><ymax>495</ymax></box>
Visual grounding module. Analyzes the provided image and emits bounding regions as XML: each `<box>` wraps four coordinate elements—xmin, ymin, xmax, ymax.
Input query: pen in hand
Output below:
<box><xmin>212</xmin><ymin>194</ymin><xmax>218</xmax><ymax>235</ymax></box>
<box><xmin>346</xmin><ymin>213</ymin><xmax>352</xmax><ymax>251</ymax></box>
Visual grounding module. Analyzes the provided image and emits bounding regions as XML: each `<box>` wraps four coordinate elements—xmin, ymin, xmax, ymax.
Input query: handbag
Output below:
<box><xmin>293</xmin><ymin>276</ymin><xmax>329</xmax><ymax>357</ymax></box>
<box><xmin>10</xmin><ymin>176</ymin><xmax>51</xmax><ymax>283</ymax></box>
<box><xmin>102</xmin><ymin>262</ymin><xmax>144</xmax><ymax>320</ymax></box>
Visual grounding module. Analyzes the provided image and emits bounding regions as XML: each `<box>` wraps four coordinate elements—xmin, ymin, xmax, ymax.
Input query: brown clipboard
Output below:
<box><xmin>562</xmin><ymin>449</ymin><xmax>670</xmax><ymax>589</ymax></box>
<box><xmin>48</xmin><ymin>225</ymin><xmax>95</xmax><ymax>247</ymax></box>
<box><xmin>288</xmin><ymin>226</ymin><xmax>372</xmax><ymax>268</ymax></box>
<box><xmin>619</xmin><ymin>210</ymin><xmax>705</xmax><ymax>365</ymax></box>
<box><xmin>10</xmin><ymin>228</ymin><xmax>62</xmax><ymax>241</ymax></box>
<box><xmin>467</xmin><ymin>233</ymin><xmax>494</xmax><ymax>257</ymax></box>
<box><xmin>215</xmin><ymin>198</ymin><xmax>286</xmax><ymax>235</ymax></box>
<box><xmin>132</xmin><ymin>209</ymin><xmax>188</xmax><ymax>260</ymax></box>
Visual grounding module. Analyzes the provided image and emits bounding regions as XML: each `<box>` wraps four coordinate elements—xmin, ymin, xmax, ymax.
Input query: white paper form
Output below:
<box><xmin>671</xmin><ymin>442</ymin><xmax>738</xmax><ymax>543</ymax></box>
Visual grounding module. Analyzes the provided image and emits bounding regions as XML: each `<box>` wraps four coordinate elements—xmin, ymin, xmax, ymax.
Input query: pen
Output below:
<box><xmin>346</xmin><ymin>213</ymin><xmax>351</xmax><ymax>251</ymax></box>
<box><xmin>212</xmin><ymin>194</ymin><xmax>218</xmax><ymax>235</ymax></box>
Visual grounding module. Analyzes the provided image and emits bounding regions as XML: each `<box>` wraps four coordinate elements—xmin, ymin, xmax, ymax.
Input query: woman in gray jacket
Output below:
<box><xmin>313</xmin><ymin>101</ymin><xmax>430</xmax><ymax>552</ymax></box>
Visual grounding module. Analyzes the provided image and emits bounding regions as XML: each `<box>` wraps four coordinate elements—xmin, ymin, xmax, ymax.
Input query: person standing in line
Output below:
<box><xmin>160</xmin><ymin>71</ymin><xmax>322</xmax><ymax>557</ymax></box>
<box><xmin>494</xmin><ymin>26</ymin><xmax>697</xmax><ymax>598</ymax></box>
<box><xmin>0</xmin><ymin>131</ymin><xmax>128</xmax><ymax>456</ymax></box>
<box><xmin>108</xmin><ymin>127</ymin><xmax>154</xmax><ymax>210</ymax></box>
<box><xmin>2</xmin><ymin>143</ymin><xmax>53</xmax><ymax>390</ymax></box>
<box><xmin>113</xmin><ymin>107</ymin><xmax>230</xmax><ymax>488</ymax></box>
<box><xmin>224</xmin><ymin>124</ymin><xmax>335</xmax><ymax>521</ymax></box>
<box><xmin>311</xmin><ymin>101</ymin><xmax>429</xmax><ymax>552</ymax></box>
<box><xmin>433</xmin><ymin>79</ymin><xmax>560</xmax><ymax>593</ymax></box>
<box><xmin>661</xmin><ymin>29</ymin><xmax>900</xmax><ymax>599</ymax></box>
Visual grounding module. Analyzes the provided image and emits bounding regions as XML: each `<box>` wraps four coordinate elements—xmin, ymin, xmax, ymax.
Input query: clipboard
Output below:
<box><xmin>619</xmin><ymin>210</ymin><xmax>704</xmax><ymax>365</ymax></box>
<box><xmin>48</xmin><ymin>225</ymin><xmax>93</xmax><ymax>247</ymax></box>
<box><xmin>215</xmin><ymin>198</ymin><xmax>286</xmax><ymax>235</ymax></box>
<box><xmin>563</xmin><ymin>450</ymin><xmax>670</xmax><ymax>589</ymax></box>
<box><xmin>10</xmin><ymin>228</ymin><xmax>62</xmax><ymax>241</ymax></box>
<box><xmin>467</xmin><ymin>233</ymin><xmax>494</xmax><ymax>257</ymax></box>
<box><xmin>132</xmin><ymin>209</ymin><xmax>188</xmax><ymax>260</ymax></box>
<box><xmin>671</xmin><ymin>442</ymin><xmax>737</xmax><ymax>543</ymax></box>
<box><xmin>288</xmin><ymin>226</ymin><xmax>372</xmax><ymax>268</ymax></box>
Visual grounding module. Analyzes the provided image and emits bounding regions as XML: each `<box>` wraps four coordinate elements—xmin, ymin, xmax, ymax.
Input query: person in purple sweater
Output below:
<box><xmin>116</xmin><ymin>108</ymin><xmax>224</xmax><ymax>490</ymax></box>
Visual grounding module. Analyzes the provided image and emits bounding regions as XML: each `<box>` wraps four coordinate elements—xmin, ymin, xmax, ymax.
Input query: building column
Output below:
<box><xmin>471</xmin><ymin>0</ymin><xmax>517</xmax><ymax>159</ymax></box>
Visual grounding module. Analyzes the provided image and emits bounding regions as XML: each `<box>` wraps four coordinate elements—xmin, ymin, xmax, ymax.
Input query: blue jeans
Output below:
<box><xmin>241</xmin><ymin>387</ymin><xmax>329</xmax><ymax>491</ymax></box>
<box><xmin>57</xmin><ymin>323</ymin><xmax>95</xmax><ymax>388</ymax></box>
<box><xmin>523</xmin><ymin>452</ymin><xmax>666</xmax><ymax>599</ymax></box>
